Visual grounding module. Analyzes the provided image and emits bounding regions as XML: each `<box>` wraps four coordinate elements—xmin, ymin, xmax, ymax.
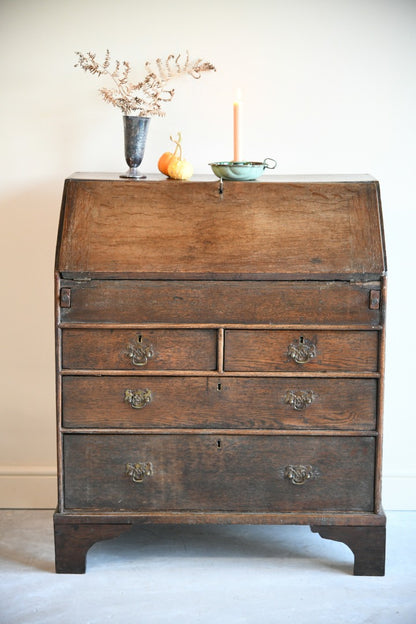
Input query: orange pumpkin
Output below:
<box><xmin>158</xmin><ymin>133</ymin><xmax>181</xmax><ymax>175</ymax></box>
<box><xmin>158</xmin><ymin>150</ymin><xmax>177</xmax><ymax>175</ymax></box>
<box><xmin>163</xmin><ymin>133</ymin><xmax>193</xmax><ymax>180</ymax></box>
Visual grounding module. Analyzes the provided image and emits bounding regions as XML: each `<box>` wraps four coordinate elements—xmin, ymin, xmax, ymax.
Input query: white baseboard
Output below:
<box><xmin>0</xmin><ymin>469</ymin><xmax>415</xmax><ymax>510</ymax></box>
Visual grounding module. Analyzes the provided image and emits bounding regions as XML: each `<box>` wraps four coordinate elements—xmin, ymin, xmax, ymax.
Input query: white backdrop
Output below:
<box><xmin>0</xmin><ymin>0</ymin><xmax>415</xmax><ymax>508</ymax></box>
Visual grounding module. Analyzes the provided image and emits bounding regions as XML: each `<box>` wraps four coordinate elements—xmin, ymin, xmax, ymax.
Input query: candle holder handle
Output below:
<box><xmin>263</xmin><ymin>158</ymin><xmax>277</xmax><ymax>170</ymax></box>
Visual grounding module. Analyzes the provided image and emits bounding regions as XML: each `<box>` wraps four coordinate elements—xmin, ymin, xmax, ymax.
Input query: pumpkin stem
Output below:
<box><xmin>170</xmin><ymin>132</ymin><xmax>183</xmax><ymax>160</ymax></box>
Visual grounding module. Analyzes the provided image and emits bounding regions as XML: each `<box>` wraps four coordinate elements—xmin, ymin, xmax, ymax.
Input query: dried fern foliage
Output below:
<box><xmin>75</xmin><ymin>50</ymin><xmax>216</xmax><ymax>116</ymax></box>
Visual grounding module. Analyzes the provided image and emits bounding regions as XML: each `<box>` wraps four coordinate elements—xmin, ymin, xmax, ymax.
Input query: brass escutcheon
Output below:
<box><xmin>126</xmin><ymin>334</ymin><xmax>154</xmax><ymax>366</ymax></box>
<box><xmin>284</xmin><ymin>464</ymin><xmax>315</xmax><ymax>485</ymax></box>
<box><xmin>285</xmin><ymin>390</ymin><xmax>317</xmax><ymax>411</ymax></box>
<box><xmin>125</xmin><ymin>462</ymin><xmax>153</xmax><ymax>483</ymax></box>
<box><xmin>287</xmin><ymin>337</ymin><xmax>317</xmax><ymax>364</ymax></box>
<box><xmin>124</xmin><ymin>388</ymin><xmax>152</xmax><ymax>409</ymax></box>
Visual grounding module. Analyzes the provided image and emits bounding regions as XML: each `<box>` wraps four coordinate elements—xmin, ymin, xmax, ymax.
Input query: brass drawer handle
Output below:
<box><xmin>287</xmin><ymin>337</ymin><xmax>316</xmax><ymax>364</ymax></box>
<box><xmin>124</xmin><ymin>388</ymin><xmax>152</xmax><ymax>409</ymax></box>
<box><xmin>285</xmin><ymin>390</ymin><xmax>317</xmax><ymax>411</ymax></box>
<box><xmin>126</xmin><ymin>462</ymin><xmax>153</xmax><ymax>483</ymax></box>
<box><xmin>284</xmin><ymin>464</ymin><xmax>315</xmax><ymax>485</ymax></box>
<box><xmin>126</xmin><ymin>334</ymin><xmax>154</xmax><ymax>366</ymax></box>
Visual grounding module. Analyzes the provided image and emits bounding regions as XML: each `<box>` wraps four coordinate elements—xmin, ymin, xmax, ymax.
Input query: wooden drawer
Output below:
<box><xmin>224</xmin><ymin>330</ymin><xmax>379</xmax><ymax>372</ymax></box>
<box><xmin>59</xmin><ymin>280</ymin><xmax>381</xmax><ymax>325</ymax></box>
<box><xmin>61</xmin><ymin>329</ymin><xmax>217</xmax><ymax>371</ymax></box>
<box><xmin>62</xmin><ymin>376</ymin><xmax>377</xmax><ymax>430</ymax></box>
<box><xmin>63</xmin><ymin>434</ymin><xmax>375</xmax><ymax>512</ymax></box>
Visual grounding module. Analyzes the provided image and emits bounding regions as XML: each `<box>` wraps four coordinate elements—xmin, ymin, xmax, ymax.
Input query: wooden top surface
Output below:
<box><xmin>56</xmin><ymin>175</ymin><xmax>386</xmax><ymax>280</ymax></box>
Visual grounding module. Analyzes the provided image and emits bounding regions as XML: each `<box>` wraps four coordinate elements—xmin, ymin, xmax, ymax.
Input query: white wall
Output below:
<box><xmin>0</xmin><ymin>0</ymin><xmax>415</xmax><ymax>509</ymax></box>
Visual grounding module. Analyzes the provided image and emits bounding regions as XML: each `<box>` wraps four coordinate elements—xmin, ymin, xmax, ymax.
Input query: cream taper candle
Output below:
<box><xmin>233</xmin><ymin>88</ymin><xmax>242</xmax><ymax>162</ymax></box>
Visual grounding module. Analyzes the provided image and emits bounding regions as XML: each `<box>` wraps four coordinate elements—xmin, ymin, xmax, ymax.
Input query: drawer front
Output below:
<box><xmin>59</xmin><ymin>280</ymin><xmax>381</xmax><ymax>325</ymax></box>
<box><xmin>62</xmin><ymin>329</ymin><xmax>217</xmax><ymax>371</ymax></box>
<box><xmin>225</xmin><ymin>330</ymin><xmax>379</xmax><ymax>372</ymax></box>
<box><xmin>63</xmin><ymin>434</ymin><xmax>375</xmax><ymax>512</ymax></box>
<box><xmin>62</xmin><ymin>376</ymin><xmax>377</xmax><ymax>430</ymax></box>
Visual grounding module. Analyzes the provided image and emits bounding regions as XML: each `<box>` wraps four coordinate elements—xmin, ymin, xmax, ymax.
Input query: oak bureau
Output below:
<box><xmin>54</xmin><ymin>173</ymin><xmax>387</xmax><ymax>574</ymax></box>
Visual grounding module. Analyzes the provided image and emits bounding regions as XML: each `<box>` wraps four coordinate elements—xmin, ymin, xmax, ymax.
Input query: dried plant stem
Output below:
<box><xmin>75</xmin><ymin>50</ymin><xmax>216</xmax><ymax>116</ymax></box>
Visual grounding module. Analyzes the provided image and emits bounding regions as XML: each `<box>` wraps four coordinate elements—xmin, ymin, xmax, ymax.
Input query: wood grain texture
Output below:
<box><xmin>56</xmin><ymin>178</ymin><xmax>385</xmax><ymax>279</ymax></box>
<box><xmin>54</xmin><ymin>516</ymin><xmax>132</xmax><ymax>573</ymax></box>
<box><xmin>61</xmin><ymin>328</ymin><xmax>217</xmax><ymax>371</ymax></box>
<box><xmin>374</xmin><ymin>276</ymin><xmax>388</xmax><ymax>512</ymax></box>
<box><xmin>311</xmin><ymin>524</ymin><xmax>386</xmax><ymax>575</ymax></box>
<box><xmin>224</xmin><ymin>329</ymin><xmax>379</xmax><ymax>372</ymax></box>
<box><xmin>55</xmin><ymin>176</ymin><xmax>387</xmax><ymax>574</ymax></box>
<box><xmin>59</xmin><ymin>280</ymin><xmax>381</xmax><ymax>326</ymax></box>
<box><xmin>54</xmin><ymin>510</ymin><xmax>386</xmax><ymax>527</ymax></box>
<box><xmin>53</xmin><ymin>509</ymin><xmax>385</xmax><ymax>574</ymax></box>
<box><xmin>62</xmin><ymin>376</ymin><xmax>377</xmax><ymax>430</ymax></box>
<box><xmin>63</xmin><ymin>434</ymin><xmax>375</xmax><ymax>512</ymax></box>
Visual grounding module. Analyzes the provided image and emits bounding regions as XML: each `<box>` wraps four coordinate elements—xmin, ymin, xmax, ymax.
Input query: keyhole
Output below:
<box><xmin>217</xmin><ymin>383</ymin><xmax>222</xmax><ymax>391</ymax></box>
<box><xmin>138</xmin><ymin>334</ymin><xmax>142</xmax><ymax>343</ymax></box>
<box><xmin>217</xmin><ymin>440</ymin><xmax>222</xmax><ymax>449</ymax></box>
<box><xmin>299</xmin><ymin>336</ymin><xmax>304</xmax><ymax>344</ymax></box>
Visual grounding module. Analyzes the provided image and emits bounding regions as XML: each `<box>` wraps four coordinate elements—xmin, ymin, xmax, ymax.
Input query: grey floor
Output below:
<box><xmin>0</xmin><ymin>511</ymin><xmax>415</xmax><ymax>624</ymax></box>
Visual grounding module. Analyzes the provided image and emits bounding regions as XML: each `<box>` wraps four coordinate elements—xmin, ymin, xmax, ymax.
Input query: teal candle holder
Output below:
<box><xmin>209</xmin><ymin>158</ymin><xmax>276</xmax><ymax>181</ymax></box>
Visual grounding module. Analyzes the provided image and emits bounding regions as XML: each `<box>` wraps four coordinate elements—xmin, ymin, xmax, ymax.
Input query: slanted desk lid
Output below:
<box><xmin>56</xmin><ymin>174</ymin><xmax>386</xmax><ymax>280</ymax></box>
